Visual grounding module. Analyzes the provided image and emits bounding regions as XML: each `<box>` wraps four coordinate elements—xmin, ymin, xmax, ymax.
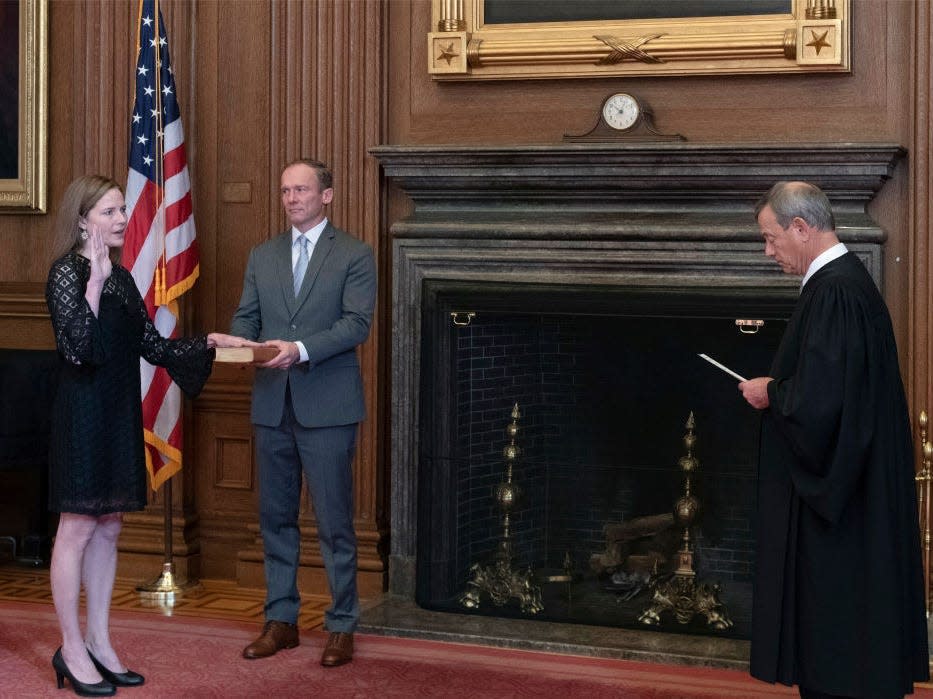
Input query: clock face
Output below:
<box><xmin>602</xmin><ymin>93</ymin><xmax>640</xmax><ymax>130</ymax></box>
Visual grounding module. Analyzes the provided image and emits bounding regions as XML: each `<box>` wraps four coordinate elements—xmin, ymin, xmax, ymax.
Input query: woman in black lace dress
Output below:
<box><xmin>44</xmin><ymin>175</ymin><xmax>256</xmax><ymax>697</ymax></box>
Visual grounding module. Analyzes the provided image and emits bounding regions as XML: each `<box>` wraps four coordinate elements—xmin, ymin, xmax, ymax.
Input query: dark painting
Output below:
<box><xmin>0</xmin><ymin>0</ymin><xmax>19</xmax><ymax>180</ymax></box>
<box><xmin>484</xmin><ymin>0</ymin><xmax>792</xmax><ymax>24</ymax></box>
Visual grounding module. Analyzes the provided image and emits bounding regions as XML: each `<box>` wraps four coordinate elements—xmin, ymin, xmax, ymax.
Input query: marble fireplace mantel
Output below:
<box><xmin>363</xmin><ymin>142</ymin><xmax>904</xmax><ymax>665</ymax></box>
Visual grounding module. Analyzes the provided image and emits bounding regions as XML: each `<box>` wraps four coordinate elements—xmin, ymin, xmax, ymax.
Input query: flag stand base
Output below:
<box><xmin>136</xmin><ymin>477</ymin><xmax>200</xmax><ymax>605</ymax></box>
<box><xmin>136</xmin><ymin>561</ymin><xmax>201</xmax><ymax>602</ymax></box>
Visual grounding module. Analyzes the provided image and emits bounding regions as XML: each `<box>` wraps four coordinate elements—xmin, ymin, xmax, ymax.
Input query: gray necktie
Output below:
<box><xmin>293</xmin><ymin>235</ymin><xmax>309</xmax><ymax>296</ymax></box>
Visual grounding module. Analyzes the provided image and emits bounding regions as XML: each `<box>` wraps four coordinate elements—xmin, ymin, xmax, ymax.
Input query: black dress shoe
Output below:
<box><xmin>51</xmin><ymin>647</ymin><xmax>116</xmax><ymax>697</ymax></box>
<box><xmin>87</xmin><ymin>647</ymin><xmax>145</xmax><ymax>687</ymax></box>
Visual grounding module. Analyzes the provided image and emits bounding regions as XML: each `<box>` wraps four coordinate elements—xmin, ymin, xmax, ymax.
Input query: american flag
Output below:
<box><xmin>123</xmin><ymin>0</ymin><xmax>199</xmax><ymax>491</ymax></box>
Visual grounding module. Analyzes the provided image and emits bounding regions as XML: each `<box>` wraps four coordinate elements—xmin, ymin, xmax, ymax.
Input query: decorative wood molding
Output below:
<box><xmin>908</xmin><ymin>2</ymin><xmax>933</xmax><ymax>458</ymax></box>
<box><xmin>0</xmin><ymin>282</ymin><xmax>53</xmax><ymax>348</ymax></box>
<box><xmin>0</xmin><ymin>281</ymin><xmax>47</xmax><ymax>318</ymax></box>
<box><xmin>194</xmin><ymin>377</ymin><xmax>253</xmax><ymax>413</ymax></box>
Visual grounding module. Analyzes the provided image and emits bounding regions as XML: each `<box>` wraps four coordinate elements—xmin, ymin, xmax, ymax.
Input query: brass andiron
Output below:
<box><xmin>460</xmin><ymin>403</ymin><xmax>544</xmax><ymax>615</ymax></box>
<box><xmin>917</xmin><ymin>411</ymin><xmax>932</xmax><ymax>617</ymax></box>
<box><xmin>638</xmin><ymin>412</ymin><xmax>733</xmax><ymax>630</ymax></box>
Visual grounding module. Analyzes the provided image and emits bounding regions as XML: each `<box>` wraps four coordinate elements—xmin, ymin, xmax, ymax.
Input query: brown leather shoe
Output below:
<box><xmin>242</xmin><ymin>620</ymin><xmax>299</xmax><ymax>660</ymax></box>
<box><xmin>320</xmin><ymin>631</ymin><xmax>354</xmax><ymax>667</ymax></box>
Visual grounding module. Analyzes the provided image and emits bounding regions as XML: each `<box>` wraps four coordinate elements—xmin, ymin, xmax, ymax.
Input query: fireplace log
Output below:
<box><xmin>591</xmin><ymin>513</ymin><xmax>677</xmax><ymax>574</ymax></box>
<box><xmin>606</xmin><ymin>513</ymin><xmax>675</xmax><ymax>542</ymax></box>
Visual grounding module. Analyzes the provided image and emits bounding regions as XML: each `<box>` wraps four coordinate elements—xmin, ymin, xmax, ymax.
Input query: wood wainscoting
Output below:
<box><xmin>0</xmin><ymin>282</ymin><xmax>54</xmax><ymax>349</ymax></box>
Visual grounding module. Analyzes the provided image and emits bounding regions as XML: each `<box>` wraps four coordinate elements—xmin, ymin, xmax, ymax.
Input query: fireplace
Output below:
<box><xmin>418</xmin><ymin>281</ymin><xmax>795</xmax><ymax>639</ymax></box>
<box><xmin>366</xmin><ymin>143</ymin><xmax>902</xmax><ymax>664</ymax></box>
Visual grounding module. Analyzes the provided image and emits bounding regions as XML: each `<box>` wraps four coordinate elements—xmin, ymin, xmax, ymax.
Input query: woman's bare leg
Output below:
<box><xmin>50</xmin><ymin>513</ymin><xmax>103</xmax><ymax>683</ymax></box>
<box><xmin>82</xmin><ymin>512</ymin><xmax>125</xmax><ymax>672</ymax></box>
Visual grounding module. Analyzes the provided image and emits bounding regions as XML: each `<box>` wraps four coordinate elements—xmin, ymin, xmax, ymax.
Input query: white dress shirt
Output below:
<box><xmin>801</xmin><ymin>242</ymin><xmax>847</xmax><ymax>289</ymax></box>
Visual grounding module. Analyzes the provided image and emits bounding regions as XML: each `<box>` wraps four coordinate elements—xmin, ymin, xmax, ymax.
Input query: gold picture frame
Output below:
<box><xmin>429</xmin><ymin>0</ymin><xmax>849</xmax><ymax>80</ymax></box>
<box><xmin>0</xmin><ymin>0</ymin><xmax>48</xmax><ymax>213</ymax></box>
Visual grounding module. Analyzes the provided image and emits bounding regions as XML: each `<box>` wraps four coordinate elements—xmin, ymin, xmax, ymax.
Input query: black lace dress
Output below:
<box><xmin>45</xmin><ymin>252</ymin><xmax>214</xmax><ymax>515</ymax></box>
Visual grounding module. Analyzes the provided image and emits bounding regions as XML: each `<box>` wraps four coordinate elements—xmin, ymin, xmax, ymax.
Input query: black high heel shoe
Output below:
<box><xmin>51</xmin><ymin>647</ymin><xmax>116</xmax><ymax>697</ymax></box>
<box><xmin>87</xmin><ymin>648</ymin><xmax>145</xmax><ymax>687</ymax></box>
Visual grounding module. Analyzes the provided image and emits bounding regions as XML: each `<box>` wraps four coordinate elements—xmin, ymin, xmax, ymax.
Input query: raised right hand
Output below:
<box><xmin>86</xmin><ymin>224</ymin><xmax>112</xmax><ymax>284</ymax></box>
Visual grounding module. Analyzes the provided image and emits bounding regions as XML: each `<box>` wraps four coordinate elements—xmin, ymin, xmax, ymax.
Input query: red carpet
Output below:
<box><xmin>0</xmin><ymin>600</ymin><xmax>927</xmax><ymax>698</ymax></box>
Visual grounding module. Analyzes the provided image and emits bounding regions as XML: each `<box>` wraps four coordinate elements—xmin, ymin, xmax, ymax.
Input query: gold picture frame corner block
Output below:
<box><xmin>797</xmin><ymin>19</ymin><xmax>843</xmax><ymax>66</ymax></box>
<box><xmin>428</xmin><ymin>32</ymin><xmax>468</xmax><ymax>76</ymax></box>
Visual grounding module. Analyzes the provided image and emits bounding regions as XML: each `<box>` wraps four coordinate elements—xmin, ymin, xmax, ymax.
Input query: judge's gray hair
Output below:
<box><xmin>754</xmin><ymin>181</ymin><xmax>835</xmax><ymax>232</ymax></box>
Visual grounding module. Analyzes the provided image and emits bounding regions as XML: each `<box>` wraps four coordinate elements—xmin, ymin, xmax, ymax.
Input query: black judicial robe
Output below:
<box><xmin>750</xmin><ymin>252</ymin><xmax>929</xmax><ymax>698</ymax></box>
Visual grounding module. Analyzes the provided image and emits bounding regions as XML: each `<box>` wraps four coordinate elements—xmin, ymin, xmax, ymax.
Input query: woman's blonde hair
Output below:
<box><xmin>50</xmin><ymin>175</ymin><xmax>124</xmax><ymax>264</ymax></box>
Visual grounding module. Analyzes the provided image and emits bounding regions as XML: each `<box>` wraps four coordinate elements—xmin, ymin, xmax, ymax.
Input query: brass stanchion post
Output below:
<box><xmin>920</xmin><ymin>440</ymin><xmax>933</xmax><ymax>617</ymax></box>
<box><xmin>918</xmin><ymin>411</ymin><xmax>932</xmax><ymax>616</ymax></box>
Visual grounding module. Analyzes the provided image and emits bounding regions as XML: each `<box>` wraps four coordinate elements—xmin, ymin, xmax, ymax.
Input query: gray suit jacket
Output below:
<box><xmin>230</xmin><ymin>223</ymin><xmax>376</xmax><ymax>428</ymax></box>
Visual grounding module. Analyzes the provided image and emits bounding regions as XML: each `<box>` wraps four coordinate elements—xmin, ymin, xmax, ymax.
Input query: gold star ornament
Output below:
<box><xmin>795</xmin><ymin>20</ymin><xmax>842</xmax><ymax>66</ymax></box>
<box><xmin>805</xmin><ymin>30</ymin><xmax>831</xmax><ymax>55</ymax></box>
<box><xmin>428</xmin><ymin>32</ymin><xmax>468</xmax><ymax>75</ymax></box>
<box><xmin>437</xmin><ymin>42</ymin><xmax>459</xmax><ymax>65</ymax></box>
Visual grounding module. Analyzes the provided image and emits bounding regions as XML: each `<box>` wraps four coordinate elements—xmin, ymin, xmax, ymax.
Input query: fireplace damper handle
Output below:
<box><xmin>451</xmin><ymin>311</ymin><xmax>476</xmax><ymax>327</ymax></box>
<box><xmin>735</xmin><ymin>319</ymin><xmax>764</xmax><ymax>334</ymax></box>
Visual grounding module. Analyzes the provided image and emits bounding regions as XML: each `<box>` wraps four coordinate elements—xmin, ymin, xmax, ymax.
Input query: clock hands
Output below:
<box><xmin>563</xmin><ymin>93</ymin><xmax>684</xmax><ymax>142</ymax></box>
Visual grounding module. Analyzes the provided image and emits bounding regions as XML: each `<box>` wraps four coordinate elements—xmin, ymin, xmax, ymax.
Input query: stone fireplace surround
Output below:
<box><xmin>361</xmin><ymin>143</ymin><xmax>903</xmax><ymax>667</ymax></box>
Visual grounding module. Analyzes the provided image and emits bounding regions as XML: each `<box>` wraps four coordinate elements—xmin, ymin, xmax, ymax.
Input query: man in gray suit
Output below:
<box><xmin>231</xmin><ymin>159</ymin><xmax>376</xmax><ymax>667</ymax></box>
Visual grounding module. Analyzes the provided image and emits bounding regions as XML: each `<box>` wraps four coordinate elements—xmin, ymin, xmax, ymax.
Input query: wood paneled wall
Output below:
<box><xmin>386</xmin><ymin>0</ymin><xmax>933</xmax><ymax>446</ymax></box>
<box><xmin>0</xmin><ymin>0</ymin><xmax>387</xmax><ymax>593</ymax></box>
<box><xmin>0</xmin><ymin>0</ymin><xmax>930</xmax><ymax>591</ymax></box>
<box><xmin>182</xmin><ymin>0</ymin><xmax>387</xmax><ymax>592</ymax></box>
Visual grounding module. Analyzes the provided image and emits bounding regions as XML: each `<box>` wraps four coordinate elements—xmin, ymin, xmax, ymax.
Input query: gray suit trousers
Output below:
<box><xmin>255</xmin><ymin>392</ymin><xmax>360</xmax><ymax>632</ymax></box>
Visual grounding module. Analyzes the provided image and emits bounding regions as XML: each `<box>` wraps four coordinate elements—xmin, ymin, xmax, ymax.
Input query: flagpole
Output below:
<box><xmin>134</xmin><ymin>0</ymin><xmax>199</xmax><ymax>603</ymax></box>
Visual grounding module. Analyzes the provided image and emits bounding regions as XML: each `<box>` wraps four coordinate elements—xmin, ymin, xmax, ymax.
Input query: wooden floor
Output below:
<box><xmin>0</xmin><ymin>560</ymin><xmax>328</xmax><ymax>630</ymax></box>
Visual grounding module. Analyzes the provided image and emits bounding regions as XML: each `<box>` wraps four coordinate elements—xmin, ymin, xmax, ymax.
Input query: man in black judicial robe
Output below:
<box><xmin>739</xmin><ymin>181</ymin><xmax>929</xmax><ymax>699</ymax></box>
